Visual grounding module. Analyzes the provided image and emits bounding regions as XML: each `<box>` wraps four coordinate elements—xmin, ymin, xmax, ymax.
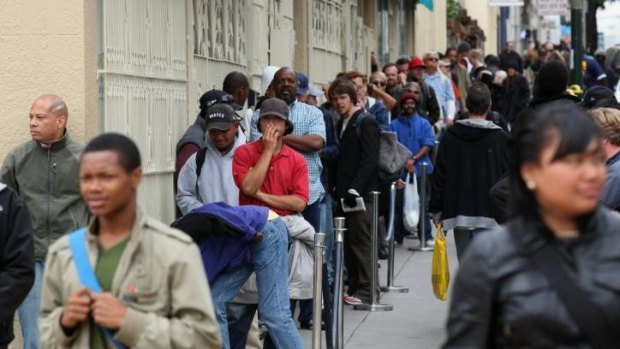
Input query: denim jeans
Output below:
<box><xmin>453</xmin><ymin>228</ymin><xmax>486</xmax><ymax>262</ymax></box>
<box><xmin>18</xmin><ymin>260</ymin><xmax>44</xmax><ymax>349</ymax></box>
<box><xmin>210</xmin><ymin>218</ymin><xmax>302</xmax><ymax>349</ymax></box>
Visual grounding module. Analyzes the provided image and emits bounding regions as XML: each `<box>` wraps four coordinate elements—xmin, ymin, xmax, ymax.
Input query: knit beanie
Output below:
<box><xmin>534</xmin><ymin>61</ymin><xmax>568</xmax><ymax>98</ymax></box>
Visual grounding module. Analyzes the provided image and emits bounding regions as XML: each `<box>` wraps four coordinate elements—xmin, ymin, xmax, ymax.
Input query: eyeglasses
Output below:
<box><xmin>426</xmin><ymin>58</ymin><xmax>438</xmax><ymax>62</ymax></box>
<box><xmin>406</xmin><ymin>89</ymin><xmax>421</xmax><ymax>94</ymax></box>
<box><xmin>371</xmin><ymin>81</ymin><xmax>386</xmax><ymax>87</ymax></box>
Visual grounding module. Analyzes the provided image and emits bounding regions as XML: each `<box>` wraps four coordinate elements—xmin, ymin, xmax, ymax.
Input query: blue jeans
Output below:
<box><xmin>453</xmin><ymin>228</ymin><xmax>486</xmax><ymax>262</ymax></box>
<box><xmin>210</xmin><ymin>219</ymin><xmax>302</xmax><ymax>349</ymax></box>
<box><xmin>18</xmin><ymin>260</ymin><xmax>43</xmax><ymax>349</ymax></box>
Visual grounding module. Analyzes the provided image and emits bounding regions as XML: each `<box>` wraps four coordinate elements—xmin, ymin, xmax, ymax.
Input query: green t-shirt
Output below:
<box><xmin>90</xmin><ymin>237</ymin><xmax>130</xmax><ymax>349</ymax></box>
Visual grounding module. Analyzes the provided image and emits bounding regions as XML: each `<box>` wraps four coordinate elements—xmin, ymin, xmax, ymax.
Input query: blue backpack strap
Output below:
<box><xmin>68</xmin><ymin>229</ymin><xmax>127</xmax><ymax>349</ymax></box>
<box><xmin>69</xmin><ymin>229</ymin><xmax>102</xmax><ymax>292</ymax></box>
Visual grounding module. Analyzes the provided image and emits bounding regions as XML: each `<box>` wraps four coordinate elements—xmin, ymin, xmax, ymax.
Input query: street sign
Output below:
<box><xmin>537</xmin><ymin>0</ymin><xmax>569</xmax><ymax>16</ymax></box>
<box><xmin>489</xmin><ymin>0</ymin><xmax>524</xmax><ymax>6</ymax></box>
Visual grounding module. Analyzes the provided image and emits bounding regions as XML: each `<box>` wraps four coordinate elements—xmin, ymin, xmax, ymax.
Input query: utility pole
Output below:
<box><xmin>570</xmin><ymin>0</ymin><xmax>583</xmax><ymax>86</ymax></box>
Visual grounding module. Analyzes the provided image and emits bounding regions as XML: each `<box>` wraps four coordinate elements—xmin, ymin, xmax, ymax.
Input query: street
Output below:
<box><xmin>300</xmin><ymin>232</ymin><xmax>459</xmax><ymax>348</ymax></box>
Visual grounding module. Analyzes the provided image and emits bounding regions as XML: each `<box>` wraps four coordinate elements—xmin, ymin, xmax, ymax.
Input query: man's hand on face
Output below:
<box><xmin>262</xmin><ymin>122</ymin><xmax>280</xmax><ymax>154</ymax></box>
<box><xmin>60</xmin><ymin>287</ymin><xmax>92</xmax><ymax>333</ymax></box>
<box><xmin>90</xmin><ymin>292</ymin><xmax>128</xmax><ymax>331</ymax></box>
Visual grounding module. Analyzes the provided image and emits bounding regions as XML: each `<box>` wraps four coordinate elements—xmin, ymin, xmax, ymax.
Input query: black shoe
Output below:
<box><xmin>300</xmin><ymin>321</ymin><xmax>326</xmax><ymax>331</ymax></box>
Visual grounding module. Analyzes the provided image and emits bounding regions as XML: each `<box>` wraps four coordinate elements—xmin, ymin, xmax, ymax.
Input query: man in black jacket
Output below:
<box><xmin>430</xmin><ymin>83</ymin><xmax>510</xmax><ymax>261</ymax></box>
<box><xmin>499</xmin><ymin>61</ymin><xmax>530</xmax><ymax>130</ymax></box>
<box><xmin>0</xmin><ymin>182</ymin><xmax>34</xmax><ymax>349</ymax></box>
<box><xmin>329</xmin><ymin>78</ymin><xmax>380</xmax><ymax>305</ymax></box>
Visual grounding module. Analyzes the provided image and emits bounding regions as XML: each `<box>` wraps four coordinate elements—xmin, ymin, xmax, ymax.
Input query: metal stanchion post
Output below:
<box><xmin>331</xmin><ymin>218</ymin><xmax>346</xmax><ymax>349</ymax></box>
<box><xmin>354</xmin><ymin>192</ymin><xmax>393</xmax><ymax>311</ymax></box>
<box><xmin>381</xmin><ymin>183</ymin><xmax>409</xmax><ymax>293</ymax></box>
<box><xmin>409</xmin><ymin>162</ymin><xmax>434</xmax><ymax>252</ymax></box>
<box><xmin>313</xmin><ymin>233</ymin><xmax>326</xmax><ymax>349</ymax></box>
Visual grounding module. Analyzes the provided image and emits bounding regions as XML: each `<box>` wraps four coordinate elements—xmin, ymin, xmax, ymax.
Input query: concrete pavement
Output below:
<box><xmin>301</xmin><ymin>232</ymin><xmax>459</xmax><ymax>349</ymax></box>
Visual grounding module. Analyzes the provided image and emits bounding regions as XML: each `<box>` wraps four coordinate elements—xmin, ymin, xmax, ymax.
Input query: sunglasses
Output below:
<box><xmin>371</xmin><ymin>81</ymin><xmax>386</xmax><ymax>87</ymax></box>
<box><xmin>406</xmin><ymin>89</ymin><xmax>421</xmax><ymax>94</ymax></box>
<box><xmin>426</xmin><ymin>58</ymin><xmax>438</xmax><ymax>62</ymax></box>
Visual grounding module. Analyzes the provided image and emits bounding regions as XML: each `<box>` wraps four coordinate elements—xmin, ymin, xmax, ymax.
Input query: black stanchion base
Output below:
<box><xmin>353</xmin><ymin>303</ymin><xmax>394</xmax><ymax>311</ymax></box>
<box><xmin>380</xmin><ymin>285</ymin><xmax>409</xmax><ymax>293</ymax></box>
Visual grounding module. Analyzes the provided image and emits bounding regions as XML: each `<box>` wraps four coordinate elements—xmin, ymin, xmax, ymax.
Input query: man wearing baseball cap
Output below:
<box><xmin>390</xmin><ymin>93</ymin><xmax>436</xmax><ymax>245</ymax></box>
<box><xmin>176</xmin><ymin>103</ymin><xmax>246</xmax><ymax>215</ymax></box>
<box><xmin>174</xmin><ymin>90</ymin><xmax>243</xmax><ymax>207</ymax></box>
<box><xmin>406</xmin><ymin>57</ymin><xmax>441</xmax><ymax>125</ymax></box>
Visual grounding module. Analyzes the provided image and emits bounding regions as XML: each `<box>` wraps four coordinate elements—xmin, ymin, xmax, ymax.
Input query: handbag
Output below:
<box><xmin>403</xmin><ymin>173</ymin><xmax>420</xmax><ymax>232</ymax></box>
<box><xmin>355</xmin><ymin>113</ymin><xmax>413</xmax><ymax>177</ymax></box>
<box><xmin>509</xmin><ymin>222</ymin><xmax>620</xmax><ymax>349</ymax></box>
<box><xmin>431</xmin><ymin>222</ymin><xmax>449</xmax><ymax>301</ymax></box>
<box><xmin>69</xmin><ymin>229</ymin><xmax>128</xmax><ymax>349</ymax></box>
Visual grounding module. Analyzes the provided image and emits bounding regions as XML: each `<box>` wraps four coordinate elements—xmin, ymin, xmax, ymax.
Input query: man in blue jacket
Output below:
<box><xmin>390</xmin><ymin>93</ymin><xmax>435</xmax><ymax>245</ymax></box>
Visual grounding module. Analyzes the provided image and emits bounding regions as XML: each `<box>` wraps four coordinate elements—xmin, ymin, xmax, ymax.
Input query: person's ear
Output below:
<box><xmin>520</xmin><ymin>162</ymin><xmax>538</xmax><ymax>190</ymax></box>
<box><xmin>130</xmin><ymin>167</ymin><xmax>143</xmax><ymax>189</ymax></box>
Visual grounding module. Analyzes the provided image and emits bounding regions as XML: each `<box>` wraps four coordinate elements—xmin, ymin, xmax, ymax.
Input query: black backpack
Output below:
<box><xmin>194</xmin><ymin>147</ymin><xmax>209</xmax><ymax>178</ymax></box>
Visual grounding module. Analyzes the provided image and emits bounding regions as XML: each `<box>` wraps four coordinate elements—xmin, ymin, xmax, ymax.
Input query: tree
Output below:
<box><xmin>585</xmin><ymin>0</ymin><xmax>615</xmax><ymax>54</ymax></box>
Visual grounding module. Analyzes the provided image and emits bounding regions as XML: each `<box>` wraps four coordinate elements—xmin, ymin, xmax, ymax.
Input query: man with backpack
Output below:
<box><xmin>176</xmin><ymin>103</ymin><xmax>246</xmax><ymax>215</ymax></box>
<box><xmin>40</xmin><ymin>133</ymin><xmax>221</xmax><ymax>348</ymax></box>
<box><xmin>329</xmin><ymin>78</ymin><xmax>380</xmax><ymax>305</ymax></box>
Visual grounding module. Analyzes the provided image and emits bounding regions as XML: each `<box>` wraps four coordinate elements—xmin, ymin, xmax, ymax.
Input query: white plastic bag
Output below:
<box><xmin>403</xmin><ymin>173</ymin><xmax>420</xmax><ymax>232</ymax></box>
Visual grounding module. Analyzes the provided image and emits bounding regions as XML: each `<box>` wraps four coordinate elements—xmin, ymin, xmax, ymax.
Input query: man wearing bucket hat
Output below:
<box><xmin>233</xmin><ymin>98</ymin><xmax>308</xmax><ymax>216</ymax></box>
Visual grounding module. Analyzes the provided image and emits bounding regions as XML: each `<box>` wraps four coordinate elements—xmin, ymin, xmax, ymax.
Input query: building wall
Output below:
<box><xmin>415</xmin><ymin>0</ymin><xmax>448</xmax><ymax>56</ymax></box>
<box><xmin>0</xmin><ymin>0</ymin><xmax>417</xmax><ymax>223</ymax></box>
<box><xmin>462</xmin><ymin>0</ymin><xmax>499</xmax><ymax>55</ymax></box>
<box><xmin>0</xmin><ymin>0</ymin><xmax>98</xmax><ymax>161</ymax></box>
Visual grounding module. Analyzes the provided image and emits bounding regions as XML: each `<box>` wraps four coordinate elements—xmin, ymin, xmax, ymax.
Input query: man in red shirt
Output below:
<box><xmin>233</xmin><ymin>98</ymin><xmax>309</xmax><ymax>216</ymax></box>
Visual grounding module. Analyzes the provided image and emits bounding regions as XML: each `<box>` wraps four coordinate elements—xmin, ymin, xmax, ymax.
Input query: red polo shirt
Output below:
<box><xmin>232</xmin><ymin>140</ymin><xmax>309</xmax><ymax>216</ymax></box>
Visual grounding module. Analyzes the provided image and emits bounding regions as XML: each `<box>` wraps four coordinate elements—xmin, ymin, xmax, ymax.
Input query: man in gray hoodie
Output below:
<box><xmin>176</xmin><ymin>103</ymin><xmax>245</xmax><ymax>213</ymax></box>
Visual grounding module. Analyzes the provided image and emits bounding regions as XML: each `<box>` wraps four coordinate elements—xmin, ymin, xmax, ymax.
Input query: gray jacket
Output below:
<box><xmin>0</xmin><ymin>133</ymin><xmax>89</xmax><ymax>260</ymax></box>
<box><xmin>601</xmin><ymin>151</ymin><xmax>620</xmax><ymax>211</ymax></box>
<box><xmin>176</xmin><ymin>134</ymin><xmax>244</xmax><ymax>215</ymax></box>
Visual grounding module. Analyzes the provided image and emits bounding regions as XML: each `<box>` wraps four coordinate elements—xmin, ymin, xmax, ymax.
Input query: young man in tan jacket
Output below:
<box><xmin>39</xmin><ymin>133</ymin><xmax>221</xmax><ymax>348</ymax></box>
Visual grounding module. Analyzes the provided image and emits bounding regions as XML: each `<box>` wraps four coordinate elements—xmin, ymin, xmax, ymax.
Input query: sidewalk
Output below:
<box><xmin>300</xmin><ymin>232</ymin><xmax>459</xmax><ymax>348</ymax></box>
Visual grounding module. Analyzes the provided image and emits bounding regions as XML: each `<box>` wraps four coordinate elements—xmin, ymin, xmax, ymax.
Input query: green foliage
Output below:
<box><xmin>447</xmin><ymin>0</ymin><xmax>458</xmax><ymax>19</ymax></box>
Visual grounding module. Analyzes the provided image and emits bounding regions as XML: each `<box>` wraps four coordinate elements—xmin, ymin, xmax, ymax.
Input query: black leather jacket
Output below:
<box><xmin>444</xmin><ymin>207</ymin><xmax>620</xmax><ymax>348</ymax></box>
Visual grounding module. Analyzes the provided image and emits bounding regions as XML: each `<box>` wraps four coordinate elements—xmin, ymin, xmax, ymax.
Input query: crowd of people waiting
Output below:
<box><xmin>1</xmin><ymin>37</ymin><xmax>620</xmax><ymax>348</ymax></box>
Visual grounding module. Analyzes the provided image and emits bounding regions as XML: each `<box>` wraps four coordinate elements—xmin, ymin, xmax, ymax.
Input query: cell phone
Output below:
<box><xmin>340</xmin><ymin>197</ymin><xmax>366</xmax><ymax>213</ymax></box>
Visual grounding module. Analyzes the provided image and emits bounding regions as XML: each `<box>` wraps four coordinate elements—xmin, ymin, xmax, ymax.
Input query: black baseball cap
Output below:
<box><xmin>205</xmin><ymin>104</ymin><xmax>239</xmax><ymax>131</ymax></box>
<box><xmin>199</xmin><ymin>89</ymin><xmax>241</xmax><ymax>113</ymax></box>
<box><xmin>580</xmin><ymin>86</ymin><xmax>617</xmax><ymax>109</ymax></box>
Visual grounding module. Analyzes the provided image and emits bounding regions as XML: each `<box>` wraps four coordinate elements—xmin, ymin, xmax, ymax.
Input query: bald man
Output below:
<box><xmin>1</xmin><ymin>95</ymin><xmax>89</xmax><ymax>349</ymax></box>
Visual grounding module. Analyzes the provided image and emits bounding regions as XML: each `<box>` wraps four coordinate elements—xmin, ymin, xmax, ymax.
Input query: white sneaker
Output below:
<box><xmin>425</xmin><ymin>239</ymin><xmax>435</xmax><ymax>247</ymax></box>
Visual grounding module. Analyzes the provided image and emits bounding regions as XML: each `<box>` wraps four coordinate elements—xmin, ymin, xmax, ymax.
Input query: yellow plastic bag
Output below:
<box><xmin>431</xmin><ymin>222</ymin><xmax>450</xmax><ymax>301</ymax></box>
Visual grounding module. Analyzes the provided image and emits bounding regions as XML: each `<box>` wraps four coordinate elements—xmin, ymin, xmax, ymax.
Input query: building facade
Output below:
<box><xmin>3</xmin><ymin>0</ymin><xmax>497</xmax><ymax>224</ymax></box>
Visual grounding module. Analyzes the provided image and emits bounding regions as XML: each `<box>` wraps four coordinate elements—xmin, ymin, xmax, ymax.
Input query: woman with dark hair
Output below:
<box><xmin>444</xmin><ymin>101</ymin><xmax>620</xmax><ymax>348</ymax></box>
